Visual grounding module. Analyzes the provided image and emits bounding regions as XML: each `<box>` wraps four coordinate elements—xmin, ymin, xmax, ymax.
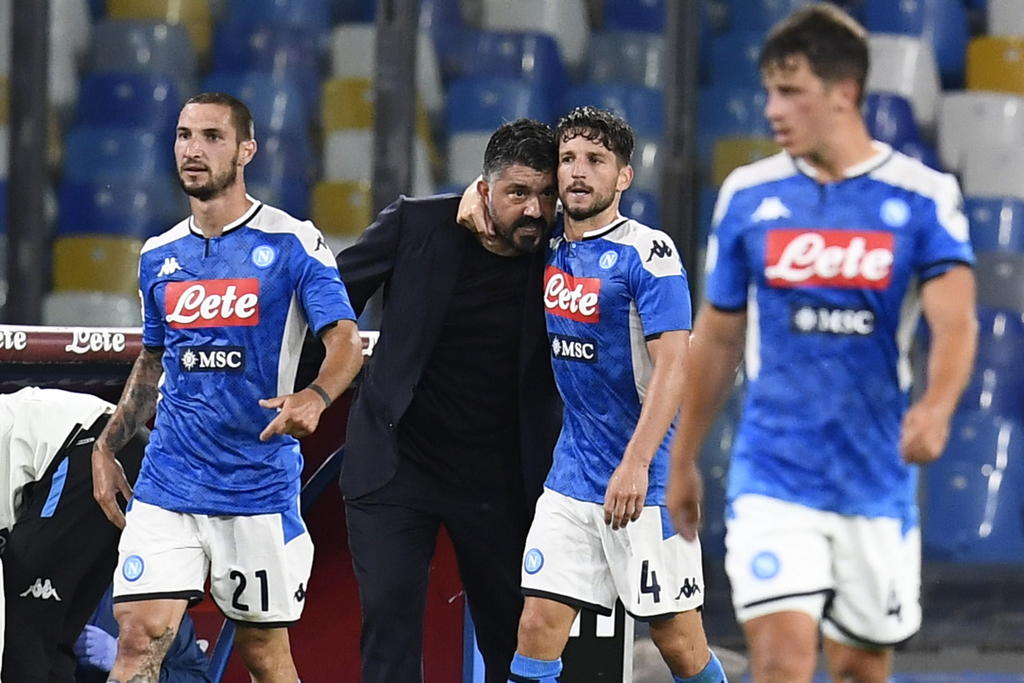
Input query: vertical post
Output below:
<box><xmin>372</xmin><ymin>0</ymin><xmax>418</xmax><ymax>213</ymax></box>
<box><xmin>6</xmin><ymin>0</ymin><xmax>49</xmax><ymax>323</ymax></box>
<box><xmin>661</xmin><ymin>0</ymin><xmax>702</xmax><ymax>296</ymax></box>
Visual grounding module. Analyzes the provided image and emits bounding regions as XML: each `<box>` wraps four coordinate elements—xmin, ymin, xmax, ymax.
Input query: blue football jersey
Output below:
<box><xmin>706</xmin><ymin>144</ymin><xmax>974</xmax><ymax>523</ymax></box>
<box><xmin>543</xmin><ymin>217</ymin><xmax>692</xmax><ymax>506</ymax></box>
<box><xmin>135</xmin><ymin>199</ymin><xmax>356</xmax><ymax>515</ymax></box>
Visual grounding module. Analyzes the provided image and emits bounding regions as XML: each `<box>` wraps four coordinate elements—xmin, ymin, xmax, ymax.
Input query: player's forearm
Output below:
<box><xmin>919</xmin><ymin>307</ymin><xmax>977</xmax><ymax>419</ymax></box>
<box><xmin>96</xmin><ymin>348</ymin><xmax>163</xmax><ymax>454</ymax></box>
<box><xmin>623</xmin><ymin>332</ymin><xmax>689</xmax><ymax>466</ymax></box>
<box><xmin>309</xmin><ymin>320</ymin><xmax>363</xmax><ymax>402</ymax></box>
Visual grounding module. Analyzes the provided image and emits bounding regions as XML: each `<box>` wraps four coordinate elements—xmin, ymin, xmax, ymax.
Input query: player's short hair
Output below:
<box><xmin>482</xmin><ymin>118</ymin><xmax>557</xmax><ymax>182</ymax></box>
<box><xmin>183</xmin><ymin>92</ymin><xmax>255</xmax><ymax>142</ymax></box>
<box><xmin>555</xmin><ymin>106</ymin><xmax>635</xmax><ymax>166</ymax></box>
<box><xmin>759</xmin><ymin>3</ymin><xmax>869</xmax><ymax>105</ymax></box>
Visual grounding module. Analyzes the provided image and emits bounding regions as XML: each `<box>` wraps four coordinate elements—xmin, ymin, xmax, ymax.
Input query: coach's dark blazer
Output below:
<box><xmin>336</xmin><ymin>194</ymin><xmax>561</xmax><ymax>502</ymax></box>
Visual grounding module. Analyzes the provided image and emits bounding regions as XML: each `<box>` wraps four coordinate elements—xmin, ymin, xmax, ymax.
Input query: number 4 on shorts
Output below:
<box><xmin>640</xmin><ymin>560</ymin><xmax>661</xmax><ymax>603</ymax></box>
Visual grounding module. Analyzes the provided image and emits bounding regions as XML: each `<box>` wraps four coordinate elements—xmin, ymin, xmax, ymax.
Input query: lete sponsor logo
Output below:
<box><xmin>65</xmin><ymin>329</ymin><xmax>126</xmax><ymax>354</ymax></box>
<box><xmin>165</xmin><ymin>279</ymin><xmax>260</xmax><ymax>328</ymax></box>
<box><xmin>0</xmin><ymin>329</ymin><xmax>28</xmax><ymax>351</ymax></box>
<box><xmin>543</xmin><ymin>266</ymin><xmax>600</xmax><ymax>322</ymax></box>
<box><xmin>765</xmin><ymin>229</ymin><xmax>894</xmax><ymax>290</ymax></box>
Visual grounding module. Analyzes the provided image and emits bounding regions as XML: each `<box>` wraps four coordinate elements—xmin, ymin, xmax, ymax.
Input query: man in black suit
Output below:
<box><xmin>336</xmin><ymin>119</ymin><xmax>562</xmax><ymax>683</ymax></box>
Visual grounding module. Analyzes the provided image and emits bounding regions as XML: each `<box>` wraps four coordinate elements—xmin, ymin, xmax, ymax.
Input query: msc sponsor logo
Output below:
<box><xmin>179</xmin><ymin>346</ymin><xmax>245</xmax><ymax>372</ymax></box>
<box><xmin>765</xmin><ymin>229</ymin><xmax>894</xmax><ymax>290</ymax></box>
<box><xmin>543</xmin><ymin>266</ymin><xmax>600</xmax><ymax>322</ymax></box>
<box><xmin>791</xmin><ymin>305</ymin><xmax>875</xmax><ymax>336</ymax></box>
<box><xmin>550</xmin><ymin>333</ymin><xmax>597</xmax><ymax>363</ymax></box>
<box><xmin>165</xmin><ymin>278</ymin><xmax>260</xmax><ymax>328</ymax></box>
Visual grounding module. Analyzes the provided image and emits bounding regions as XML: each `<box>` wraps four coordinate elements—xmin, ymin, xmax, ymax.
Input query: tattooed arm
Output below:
<box><xmin>92</xmin><ymin>347</ymin><xmax>163</xmax><ymax>528</ymax></box>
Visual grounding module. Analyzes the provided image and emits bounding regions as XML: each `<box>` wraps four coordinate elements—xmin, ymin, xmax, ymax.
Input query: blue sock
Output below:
<box><xmin>673</xmin><ymin>649</ymin><xmax>727</xmax><ymax>682</ymax></box>
<box><xmin>508</xmin><ymin>652</ymin><xmax>562</xmax><ymax>683</ymax></box>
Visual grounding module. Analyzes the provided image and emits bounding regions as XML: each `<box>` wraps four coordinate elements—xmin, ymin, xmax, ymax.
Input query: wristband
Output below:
<box><xmin>307</xmin><ymin>382</ymin><xmax>332</xmax><ymax>407</ymax></box>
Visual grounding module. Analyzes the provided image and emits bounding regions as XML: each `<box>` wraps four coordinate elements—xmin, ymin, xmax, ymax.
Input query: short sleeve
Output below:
<box><xmin>628</xmin><ymin>231</ymin><xmax>692</xmax><ymax>336</ymax></box>
<box><xmin>292</xmin><ymin>224</ymin><xmax>357</xmax><ymax>335</ymax></box>
<box><xmin>915</xmin><ymin>173</ymin><xmax>975</xmax><ymax>282</ymax></box>
<box><xmin>139</xmin><ymin>254</ymin><xmax>165</xmax><ymax>348</ymax></box>
<box><xmin>704</xmin><ymin>175</ymin><xmax>752</xmax><ymax>311</ymax></box>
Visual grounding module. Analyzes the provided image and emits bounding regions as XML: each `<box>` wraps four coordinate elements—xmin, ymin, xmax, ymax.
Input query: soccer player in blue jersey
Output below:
<box><xmin>666</xmin><ymin>5</ymin><xmax>978</xmax><ymax>683</ymax></box>
<box><xmin>91</xmin><ymin>93</ymin><xmax>364</xmax><ymax>682</ymax></box>
<box><xmin>501</xmin><ymin>107</ymin><xmax>726</xmax><ymax>683</ymax></box>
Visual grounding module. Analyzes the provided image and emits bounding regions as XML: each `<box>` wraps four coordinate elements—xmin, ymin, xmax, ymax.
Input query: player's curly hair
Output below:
<box><xmin>759</xmin><ymin>3</ymin><xmax>869</xmax><ymax>105</ymax></box>
<box><xmin>184</xmin><ymin>92</ymin><xmax>256</xmax><ymax>142</ymax></box>
<box><xmin>482</xmin><ymin>118</ymin><xmax>557</xmax><ymax>182</ymax></box>
<box><xmin>556</xmin><ymin>106</ymin><xmax>635</xmax><ymax>166</ymax></box>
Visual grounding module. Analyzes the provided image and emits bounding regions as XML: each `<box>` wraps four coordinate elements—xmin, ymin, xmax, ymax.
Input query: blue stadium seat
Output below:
<box><xmin>707</xmin><ymin>30</ymin><xmax>765</xmax><ymax>89</ymax></box>
<box><xmin>698</xmin><ymin>390</ymin><xmax>744</xmax><ymax>559</ymax></box>
<box><xmin>924</xmin><ymin>411</ymin><xmax>1024</xmax><ymax>563</ymax></box>
<box><xmin>213</xmin><ymin>23</ymin><xmax>322</xmax><ymax>111</ymax></box>
<box><xmin>725</xmin><ymin>0</ymin><xmax>815</xmax><ymax>31</ymax></box>
<box><xmin>247</xmin><ymin>177</ymin><xmax>310</xmax><ymax>220</ymax></box>
<box><xmin>564</xmin><ymin>83</ymin><xmax>664</xmax><ymax>138</ymax></box>
<box><xmin>587</xmin><ymin>31</ymin><xmax>665</xmax><ymax>89</ymax></box>
<box><xmin>201</xmin><ymin>72</ymin><xmax>311</xmax><ymax>140</ymax></box>
<box><xmin>445</xmin><ymin>77</ymin><xmax>553</xmax><ymax>134</ymax></box>
<box><xmin>697</xmin><ymin>86</ymin><xmax>771</xmax><ymax>166</ymax></box>
<box><xmin>976</xmin><ymin>252</ymin><xmax>1024</xmax><ymax>313</ymax></box>
<box><xmin>90</xmin><ymin>20</ymin><xmax>197</xmax><ymax>97</ymax></box>
<box><xmin>864</xmin><ymin>93</ymin><xmax>920</xmax><ymax>149</ymax></box>
<box><xmin>438</xmin><ymin>30</ymin><xmax>567</xmax><ymax>94</ymax></box>
<box><xmin>62</xmin><ymin>126</ymin><xmax>172</xmax><ymax>183</ymax></box>
<box><xmin>620</xmin><ymin>189</ymin><xmax>660</xmax><ymax>229</ymax></box>
<box><xmin>331</xmin><ymin>0</ymin><xmax>375</xmax><ymax>23</ymax></box>
<box><xmin>418</xmin><ymin>0</ymin><xmax>464</xmax><ymax>35</ymax></box>
<box><xmin>226</xmin><ymin>0</ymin><xmax>330</xmax><ymax>32</ymax></box>
<box><xmin>246</xmin><ymin>132</ymin><xmax>316</xmax><ymax>188</ymax></box>
<box><xmin>897</xmin><ymin>139</ymin><xmax>942</xmax><ymax>171</ymax></box>
<box><xmin>76</xmin><ymin>72</ymin><xmax>183</xmax><ymax>132</ymax></box>
<box><xmin>58</xmin><ymin>178</ymin><xmax>185</xmax><ymax>238</ymax></box>
<box><xmin>976</xmin><ymin>307</ymin><xmax>1024</xmax><ymax>370</ymax></box>
<box><xmin>604</xmin><ymin>0</ymin><xmax>665</xmax><ymax>32</ymax></box>
<box><xmin>88</xmin><ymin>0</ymin><xmax>105</xmax><ymax>20</ymax></box>
<box><xmin>699</xmin><ymin>186</ymin><xmax>718</xmax><ymax>245</ymax></box>
<box><xmin>965</xmin><ymin>196</ymin><xmax>1024</xmax><ymax>254</ymax></box>
<box><xmin>862</xmin><ymin>0</ymin><xmax>968</xmax><ymax>87</ymax></box>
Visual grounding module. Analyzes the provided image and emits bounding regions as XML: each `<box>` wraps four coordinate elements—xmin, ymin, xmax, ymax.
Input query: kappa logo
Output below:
<box><xmin>646</xmin><ymin>240</ymin><xmax>673</xmax><ymax>262</ymax></box>
<box><xmin>158</xmin><ymin>257</ymin><xmax>183</xmax><ymax>277</ymax></box>
<box><xmin>294</xmin><ymin>583</ymin><xmax>307</xmax><ymax>603</ymax></box>
<box><xmin>674</xmin><ymin>577</ymin><xmax>702</xmax><ymax>600</ymax></box>
<box><xmin>751</xmin><ymin>197</ymin><xmax>791</xmax><ymax>222</ymax></box>
<box><xmin>20</xmin><ymin>578</ymin><xmax>61</xmax><ymax>601</ymax></box>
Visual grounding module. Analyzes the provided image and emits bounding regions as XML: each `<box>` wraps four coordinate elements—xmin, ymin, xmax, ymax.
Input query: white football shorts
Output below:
<box><xmin>113</xmin><ymin>498</ymin><xmax>314</xmax><ymax>626</ymax></box>
<box><xmin>725</xmin><ymin>494</ymin><xmax>921</xmax><ymax>649</ymax></box>
<box><xmin>521</xmin><ymin>488</ymin><xmax>705</xmax><ymax>620</ymax></box>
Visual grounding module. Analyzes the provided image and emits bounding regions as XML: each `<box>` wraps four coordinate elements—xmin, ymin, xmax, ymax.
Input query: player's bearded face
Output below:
<box><xmin>558</xmin><ymin>135</ymin><xmax>628</xmax><ymax>222</ymax></box>
<box><xmin>486</xmin><ymin>164</ymin><xmax>558</xmax><ymax>254</ymax></box>
<box><xmin>178</xmin><ymin>148</ymin><xmax>240</xmax><ymax>201</ymax></box>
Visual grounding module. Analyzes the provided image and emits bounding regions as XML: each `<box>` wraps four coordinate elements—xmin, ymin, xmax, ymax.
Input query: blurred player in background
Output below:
<box><xmin>91</xmin><ymin>92</ymin><xmax>363</xmax><ymax>683</ymax></box>
<box><xmin>477</xmin><ymin>106</ymin><xmax>725</xmax><ymax>683</ymax></box>
<box><xmin>666</xmin><ymin>5</ymin><xmax>977</xmax><ymax>682</ymax></box>
<box><xmin>335</xmin><ymin>118</ymin><xmax>562</xmax><ymax>683</ymax></box>
<box><xmin>0</xmin><ymin>387</ymin><xmax>145</xmax><ymax>681</ymax></box>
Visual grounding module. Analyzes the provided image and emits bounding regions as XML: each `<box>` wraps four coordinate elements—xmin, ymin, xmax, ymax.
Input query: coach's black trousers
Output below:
<box><xmin>2</xmin><ymin>417</ymin><xmax>146</xmax><ymax>683</ymax></box>
<box><xmin>346</xmin><ymin>456</ymin><xmax>531</xmax><ymax>683</ymax></box>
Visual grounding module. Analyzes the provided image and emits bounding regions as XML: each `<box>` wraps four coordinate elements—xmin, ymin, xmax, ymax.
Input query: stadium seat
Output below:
<box><xmin>480</xmin><ymin>0</ymin><xmax>590</xmax><ymax>70</ymax></box>
<box><xmin>586</xmin><ymin>31</ymin><xmax>665</xmax><ymax>89</ymax></box>
<box><xmin>91</xmin><ymin>20</ymin><xmax>196</xmax><ymax>97</ymax></box>
<box><xmin>52</xmin><ymin>235</ymin><xmax>144</xmax><ymax>294</ymax></box>
<box><xmin>864</xmin><ymin>93</ymin><xmax>920</xmax><ymax>150</ymax></box>
<box><xmin>563</xmin><ymin>83</ymin><xmax>663</xmax><ymax>138</ymax></box>
<box><xmin>976</xmin><ymin>252</ymin><xmax>1024</xmax><ymax>313</ymax></box>
<box><xmin>246</xmin><ymin>132</ymin><xmax>315</xmax><ymax>188</ymax></box>
<box><xmin>866</xmin><ymin>34</ymin><xmax>941</xmax><ymax>131</ymax></box>
<box><xmin>446</xmin><ymin>131</ymin><xmax>492</xmax><ymax>186</ymax></box>
<box><xmin>247</xmin><ymin>177</ymin><xmax>310</xmax><ymax>220</ymax></box>
<box><xmin>62</xmin><ymin>126</ymin><xmax>170</xmax><ymax>183</ymax></box>
<box><xmin>321</xmin><ymin>77</ymin><xmax>432</xmax><ymax>144</ymax></box>
<box><xmin>726</xmin><ymin>0</ymin><xmax>815</xmax><ymax>31</ymax></box>
<box><xmin>706</xmin><ymin>30</ymin><xmax>765</xmax><ymax>89</ymax></box>
<box><xmin>225</xmin><ymin>0</ymin><xmax>330</xmax><ymax>32</ymax></box>
<box><xmin>711</xmin><ymin>137</ymin><xmax>778</xmax><ymax>187</ymax></box>
<box><xmin>697</xmin><ymin>86</ymin><xmax>771</xmax><ymax>168</ymax></box>
<box><xmin>58</xmin><ymin>178</ymin><xmax>185</xmax><ymax>238</ymax></box>
<box><xmin>960</xmin><ymin>364</ymin><xmax>1024</xmax><ymax>418</ymax></box>
<box><xmin>698</xmin><ymin>186</ymin><xmax>718</xmax><ymax>246</ymax></box>
<box><xmin>440</xmin><ymin>30</ymin><xmax>568</xmax><ymax>95</ymax></box>
<box><xmin>603</xmin><ymin>0</ymin><xmax>665</xmax><ymax>33</ymax></box>
<box><xmin>976</xmin><ymin>307</ymin><xmax>1024</xmax><ymax>370</ymax></box>
<box><xmin>324</xmin><ymin>130</ymin><xmax>434</xmax><ymax>197</ymax></box>
<box><xmin>107</xmin><ymin>0</ymin><xmax>212</xmax><ymax>57</ymax></box>
<box><xmin>965</xmin><ymin>197</ymin><xmax>1024</xmax><ymax>254</ymax></box>
<box><xmin>988</xmin><ymin>0</ymin><xmax>1024</xmax><ymax>37</ymax></box>
<box><xmin>311</xmin><ymin>180</ymin><xmax>372</xmax><ymax>238</ymax></box>
<box><xmin>963</xmin><ymin>147</ymin><xmax>1024</xmax><ymax>201</ymax></box>
<box><xmin>43</xmin><ymin>291</ymin><xmax>142</xmax><ymax>326</ymax></box>
<box><xmin>418</xmin><ymin>0</ymin><xmax>464</xmax><ymax>37</ymax></box>
<box><xmin>52</xmin><ymin>0</ymin><xmax>93</xmax><ymax>64</ymax></box>
<box><xmin>861</xmin><ymin>0</ymin><xmax>968</xmax><ymax>87</ymax></box>
<box><xmin>966</xmin><ymin>37</ymin><xmax>1024</xmax><ymax>95</ymax></box>
<box><xmin>76</xmin><ymin>71</ymin><xmax>182</xmax><ymax>131</ymax></box>
<box><xmin>620</xmin><ymin>189</ymin><xmax>660</xmax><ymax>229</ymax></box>
<box><xmin>938</xmin><ymin>91</ymin><xmax>1024</xmax><ymax>173</ymax></box>
<box><xmin>201</xmin><ymin>72</ymin><xmax>310</xmax><ymax>140</ymax></box>
<box><xmin>698</xmin><ymin>386</ymin><xmax>745</xmax><ymax>559</ymax></box>
<box><xmin>329</xmin><ymin>23</ymin><xmax>444</xmax><ymax>116</ymax></box>
<box><xmin>446</xmin><ymin>77</ymin><xmax>553</xmax><ymax>135</ymax></box>
<box><xmin>897</xmin><ymin>139</ymin><xmax>942</xmax><ymax>171</ymax></box>
<box><xmin>924</xmin><ymin>412</ymin><xmax>1024</xmax><ymax>563</ymax></box>
<box><xmin>631</xmin><ymin>137</ymin><xmax>663</xmax><ymax>194</ymax></box>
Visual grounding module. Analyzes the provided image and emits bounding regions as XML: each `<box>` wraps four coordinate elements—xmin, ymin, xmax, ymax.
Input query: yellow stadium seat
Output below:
<box><xmin>53</xmin><ymin>235</ymin><xmax>144</xmax><ymax>295</ymax></box>
<box><xmin>107</xmin><ymin>0</ymin><xmax>211</xmax><ymax>56</ymax></box>
<box><xmin>321</xmin><ymin>77</ymin><xmax>432</xmax><ymax>142</ymax></box>
<box><xmin>711</xmin><ymin>137</ymin><xmax>778</xmax><ymax>186</ymax></box>
<box><xmin>967</xmin><ymin>36</ymin><xmax>1024</xmax><ymax>95</ymax></box>
<box><xmin>312</xmin><ymin>181</ymin><xmax>373</xmax><ymax>238</ymax></box>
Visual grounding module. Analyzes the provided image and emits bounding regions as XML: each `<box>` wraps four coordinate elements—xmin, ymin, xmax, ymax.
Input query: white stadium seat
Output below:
<box><xmin>481</xmin><ymin>0</ymin><xmax>590</xmax><ymax>70</ymax></box>
<box><xmin>867</xmin><ymin>34</ymin><xmax>941</xmax><ymax>132</ymax></box>
<box><xmin>988</xmin><ymin>0</ymin><xmax>1024</xmax><ymax>37</ymax></box>
<box><xmin>938</xmin><ymin>91</ymin><xmax>1024</xmax><ymax>173</ymax></box>
<box><xmin>324</xmin><ymin>130</ymin><xmax>434</xmax><ymax>197</ymax></box>
<box><xmin>963</xmin><ymin>145</ymin><xmax>1024</xmax><ymax>201</ymax></box>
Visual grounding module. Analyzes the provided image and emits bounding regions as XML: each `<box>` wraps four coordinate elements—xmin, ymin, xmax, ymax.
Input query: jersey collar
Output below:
<box><xmin>580</xmin><ymin>215</ymin><xmax>630</xmax><ymax>241</ymax></box>
<box><xmin>792</xmin><ymin>141</ymin><xmax>894</xmax><ymax>181</ymax></box>
<box><xmin>188</xmin><ymin>195</ymin><xmax>264</xmax><ymax>237</ymax></box>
